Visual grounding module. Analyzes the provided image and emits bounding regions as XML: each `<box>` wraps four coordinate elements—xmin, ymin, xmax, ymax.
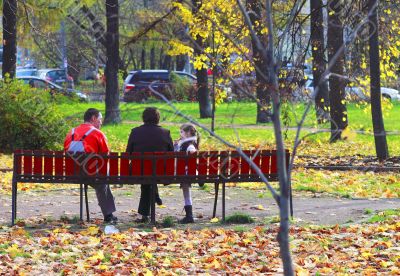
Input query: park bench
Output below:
<box><xmin>11</xmin><ymin>149</ymin><xmax>290</xmax><ymax>225</ymax></box>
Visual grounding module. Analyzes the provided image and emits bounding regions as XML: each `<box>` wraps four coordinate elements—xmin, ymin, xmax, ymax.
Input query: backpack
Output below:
<box><xmin>68</xmin><ymin>127</ymin><xmax>96</xmax><ymax>154</ymax></box>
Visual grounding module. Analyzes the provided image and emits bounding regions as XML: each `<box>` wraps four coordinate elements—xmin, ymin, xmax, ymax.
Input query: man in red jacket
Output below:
<box><xmin>64</xmin><ymin>108</ymin><xmax>117</xmax><ymax>224</ymax></box>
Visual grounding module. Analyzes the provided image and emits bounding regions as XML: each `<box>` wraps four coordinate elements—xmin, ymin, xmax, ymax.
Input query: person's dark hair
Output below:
<box><xmin>84</xmin><ymin>108</ymin><xmax>100</xmax><ymax>122</ymax></box>
<box><xmin>181</xmin><ymin>123</ymin><xmax>200</xmax><ymax>147</ymax></box>
<box><xmin>142</xmin><ymin>107</ymin><xmax>160</xmax><ymax>125</ymax></box>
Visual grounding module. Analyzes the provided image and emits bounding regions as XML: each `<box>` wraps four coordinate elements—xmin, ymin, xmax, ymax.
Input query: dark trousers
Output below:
<box><xmin>89</xmin><ymin>184</ymin><xmax>116</xmax><ymax>217</ymax></box>
<box><xmin>138</xmin><ymin>184</ymin><xmax>160</xmax><ymax>216</ymax></box>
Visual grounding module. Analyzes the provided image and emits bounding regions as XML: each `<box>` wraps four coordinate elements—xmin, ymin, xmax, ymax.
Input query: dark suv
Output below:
<box><xmin>123</xmin><ymin>70</ymin><xmax>196</xmax><ymax>102</ymax></box>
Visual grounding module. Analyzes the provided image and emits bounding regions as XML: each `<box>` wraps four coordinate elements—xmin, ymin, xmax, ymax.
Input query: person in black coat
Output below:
<box><xmin>126</xmin><ymin>107</ymin><xmax>174</xmax><ymax>222</ymax></box>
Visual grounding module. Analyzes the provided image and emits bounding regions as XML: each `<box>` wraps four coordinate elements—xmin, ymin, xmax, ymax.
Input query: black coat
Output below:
<box><xmin>126</xmin><ymin>123</ymin><xmax>174</xmax><ymax>153</ymax></box>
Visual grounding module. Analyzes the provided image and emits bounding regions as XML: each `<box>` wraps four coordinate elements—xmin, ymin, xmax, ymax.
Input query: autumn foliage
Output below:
<box><xmin>0</xmin><ymin>216</ymin><xmax>399</xmax><ymax>274</ymax></box>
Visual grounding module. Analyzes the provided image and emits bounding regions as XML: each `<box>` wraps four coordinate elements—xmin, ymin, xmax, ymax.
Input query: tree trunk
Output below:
<box><xmin>368</xmin><ymin>0</ymin><xmax>389</xmax><ymax>160</ymax></box>
<box><xmin>248</xmin><ymin>0</ymin><xmax>272</xmax><ymax>123</ymax></box>
<box><xmin>310</xmin><ymin>0</ymin><xmax>330</xmax><ymax>123</ymax></box>
<box><xmin>141</xmin><ymin>48</ymin><xmax>146</xmax><ymax>69</ymax></box>
<box><xmin>191</xmin><ymin>0</ymin><xmax>212</xmax><ymax>118</ymax></box>
<box><xmin>264</xmin><ymin>0</ymin><xmax>294</xmax><ymax>274</ymax></box>
<box><xmin>104</xmin><ymin>0</ymin><xmax>121</xmax><ymax>124</ymax></box>
<box><xmin>2</xmin><ymin>0</ymin><xmax>17</xmax><ymax>79</ymax></box>
<box><xmin>150</xmin><ymin>47</ymin><xmax>155</xmax><ymax>69</ymax></box>
<box><xmin>328</xmin><ymin>0</ymin><xmax>347</xmax><ymax>142</ymax></box>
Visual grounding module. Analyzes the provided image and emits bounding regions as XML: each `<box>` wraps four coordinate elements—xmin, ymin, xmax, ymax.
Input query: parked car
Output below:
<box><xmin>37</xmin><ymin>69</ymin><xmax>74</xmax><ymax>89</ymax></box>
<box><xmin>16</xmin><ymin>68</ymin><xmax>38</xmax><ymax>77</ymax></box>
<box><xmin>123</xmin><ymin>70</ymin><xmax>170</xmax><ymax>102</ymax></box>
<box><xmin>123</xmin><ymin>70</ymin><xmax>232</xmax><ymax>102</ymax></box>
<box><xmin>17</xmin><ymin>76</ymin><xmax>87</xmax><ymax>101</ymax></box>
<box><xmin>304</xmin><ymin>78</ymin><xmax>400</xmax><ymax>101</ymax></box>
<box><xmin>379</xmin><ymin>87</ymin><xmax>400</xmax><ymax>101</ymax></box>
<box><xmin>123</xmin><ymin>70</ymin><xmax>202</xmax><ymax>101</ymax></box>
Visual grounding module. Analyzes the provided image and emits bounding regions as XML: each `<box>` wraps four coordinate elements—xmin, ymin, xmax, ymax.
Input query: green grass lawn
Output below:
<box><xmin>59</xmin><ymin>101</ymin><xmax>400</xmax><ymax>131</ymax></box>
<box><xmin>57</xmin><ymin>101</ymin><xmax>400</xmax><ymax>155</ymax></box>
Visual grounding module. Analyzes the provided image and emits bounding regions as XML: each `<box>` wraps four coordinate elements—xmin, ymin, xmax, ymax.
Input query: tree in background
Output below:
<box><xmin>104</xmin><ymin>0</ymin><xmax>121</xmax><ymax>124</ymax></box>
<box><xmin>191</xmin><ymin>0</ymin><xmax>212</xmax><ymax>118</ymax></box>
<box><xmin>310</xmin><ymin>0</ymin><xmax>330</xmax><ymax>123</ymax></box>
<box><xmin>2</xmin><ymin>0</ymin><xmax>18</xmax><ymax>79</ymax></box>
<box><xmin>367</xmin><ymin>0</ymin><xmax>389</xmax><ymax>160</ymax></box>
<box><xmin>327</xmin><ymin>0</ymin><xmax>348</xmax><ymax>142</ymax></box>
<box><xmin>247</xmin><ymin>0</ymin><xmax>272</xmax><ymax>123</ymax></box>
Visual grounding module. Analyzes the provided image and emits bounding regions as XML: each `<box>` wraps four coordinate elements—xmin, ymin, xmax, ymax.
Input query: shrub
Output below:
<box><xmin>0</xmin><ymin>79</ymin><xmax>70</xmax><ymax>152</ymax></box>
<box><xmin>161</xmin><ymin>216</ymin><xmax>176</xmax><ymax>228</ymax></box>
<box><xmin>169</xmin><ymin>72</ymin><xmax>196</xmax><ymax>101</ymax></box>
<box><xmin>224</xmin><ymin>212</ymin><xmax>255</xmax><ymax>224</ymax></box>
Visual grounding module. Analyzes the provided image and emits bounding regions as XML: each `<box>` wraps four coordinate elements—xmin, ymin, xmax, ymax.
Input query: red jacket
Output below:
<box><xmin>64</xmin><ymin>123</ymin><xmax>109</xmax><ymax>153</ymax></box>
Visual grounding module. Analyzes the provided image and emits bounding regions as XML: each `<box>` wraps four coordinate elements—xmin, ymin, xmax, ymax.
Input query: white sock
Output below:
<box><xmin>182</xmin><ymin>184</ymin><xmax>192</xmax><ymax>206</ymax></box>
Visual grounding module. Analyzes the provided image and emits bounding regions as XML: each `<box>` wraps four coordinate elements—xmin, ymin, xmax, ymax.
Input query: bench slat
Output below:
<box><xmin>270</xmin><ymin>150</ymin><xmax>277</xmax><ymax>174</ymax></box>
<box><xmin>230</xmin><ymin>151</ymin><xmax>240</xmax><ymax>178</ymax></box>
<box><xmin>220</xmin><ymin>151</ymin><xmax>229</xmax><ymax>178</ymax></box>
<box><xmin>43</xmin><ymin>151</ymin><xmax>53</xmax><ymax>176</ymax></box>
<box><xmin>250</xmin><ymin>150</ymin><xmax>261</xmax><ymax>175</ymax></box>
<box><xmin>165</xmin><ymin>152</ymin><xmax>175</xmax><ymax>176</ymax></box>
<box><xmin>154</xmin><ymin>152</ymin><xmax>165</xmax><ymax>176</ymax></box>
<box><xmin>23</xmin><ymin>150</ymin><xmax>32</xmax><ymax>175</ymax></box>
<box><xmin>65</xmin><ymin>154</ymin><xmax>75</xmax><ymax>176</ymax></box>
<box><xmin>143</xmin><ymin>152</ymin><xmax>154</xmax><ymax>176</ymax></box>
<box><xmin>198</xmin><ymin>152</ymin><xmax>208</xmax><ymax>176</ymax></box>
<box><xmin>33</xmin><ymin>150</ymin><xmax>43</xmax><ymax>176</ymax></box>
<box><xmin>15</xmin><ymin>149</ymin><xmax>22</xmax><ymax>175</ymax></box>
<box><xmin>187</xmin><ymin>152</ymin><xmax>197</xmax><ymax>176</ymax></box>
<box><xmin>261</xmin><ymin>150</ymin><xmax>271</xmax><ymax>174</ymax></box>
<box><xmin>98</xmin><ymin>154</ymin><xmax>108</xmax><ymax>176</ymax></box>
<box><xmin>54</xmin><ymin>151</ymin><xmax>64</xmax><ymax>177</ymax></box>
<box><xmin>109</xmin><ymin>152</ymin><xmax>118</xmax><ymax>176</ymax></box>
<box><xmin>130</xmin><ymin>153</ymin><xmax>141</xmax><ymax>176</ymax></box>
<box><xmin>209</xmin><ymin>151</ymin><xmax>219</xmax><ymax>176</ymax></box>
<box><xmin>120</xmin><ymin>152</ymin><xmax>130</xmax><ymax>176</ymax></box>
<box><xmin>176</xmin><ymin>152</ymin><xmax>186</xmax><ymax>176</ymax></box>
<box><xmin>240</xmin><ymin>150</ymin><xmax>251</xmax><ymax>177</ymax></box>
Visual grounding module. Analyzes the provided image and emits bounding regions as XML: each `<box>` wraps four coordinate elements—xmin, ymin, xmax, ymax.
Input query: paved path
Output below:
<box><xmin>1</xmin><ymin>186</ymin><xmax>399</xmax><ymax>226</ymax></box>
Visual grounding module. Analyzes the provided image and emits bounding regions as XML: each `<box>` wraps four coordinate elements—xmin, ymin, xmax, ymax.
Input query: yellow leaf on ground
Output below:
<box><xmin>143</xmin><ymin>252</ymin><xmax>153</xmax><ymax>259</ymax></box>
<box><xmin>81</xmin><ymin>226</ymin><xmax>100</xmax><ymax>236</ymax></box>
<box><xmin>88</xmin><ymin>250</ymin><xmax>105</xmax><ymax>261</ymax></box>
<box><xmin>296</xmin><ymin>267</ymin><xmax>310</xmax><ymax>276</ymax></box>
<box><xmin>256</xmin><ymin>204</ymin><xmax>265</xmax><ymax>210</ymax></box>
<box><xmin>210</xmin><ymin>217</ymin><xmax>219</xmax><ymax>223</ymax></box>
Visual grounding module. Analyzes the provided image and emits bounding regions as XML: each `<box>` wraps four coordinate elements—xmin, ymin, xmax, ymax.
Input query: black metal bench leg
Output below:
<box><xmin>212</xmin><ymin>182</ymin><xmax>219</xmax><ymax>218</ymax></box>
<box><xmin>222</xmin><ymin>182</ymin><xmax>226</xmax><ymax>222</ymax></box>
<box><xmin>79</xmin><ymin>184</ymin><xmax>83</xmax><ymax>221</ymax></box>
<box><xmin>11</xmin><ymin>180</ymin><xmax>17</xmax><ymax>226</ymax></box>
<box><xmin>84</xmin><ymin>184</ymin><xmax>90</xmax><ymax>222</ymax></box>
<box><xmin>150</xmin><ymin>183</ymin><xmax>156</xmax><ymax>225</ymax></box>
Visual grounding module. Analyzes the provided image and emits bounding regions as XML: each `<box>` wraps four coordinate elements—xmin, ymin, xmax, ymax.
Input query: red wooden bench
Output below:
<box><xmin>11</xmin><ymin>149</ymin><xmax>290</xmax><ymax>225</ymax></box>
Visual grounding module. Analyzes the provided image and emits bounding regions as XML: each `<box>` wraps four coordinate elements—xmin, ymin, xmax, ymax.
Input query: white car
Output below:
<box><xmin>380</xmin><ymin>87</ymin><xmax>400</xmax><ymax>101</ymax></box>
<box><xmin>18</xmin><ymin>76</ymin><xmax>87</xmax><ymax>101</ymax></box>
<box><xmin>304</xmin><ymin>78</ymin><xmax>400</xmax><ymax>101</ymax></box>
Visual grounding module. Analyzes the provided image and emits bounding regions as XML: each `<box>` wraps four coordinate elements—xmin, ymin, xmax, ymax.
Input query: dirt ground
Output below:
<box><xmin>1</xmin><ymin>185</ymin><xmax>399</xmax><ymax>227</ymax></box>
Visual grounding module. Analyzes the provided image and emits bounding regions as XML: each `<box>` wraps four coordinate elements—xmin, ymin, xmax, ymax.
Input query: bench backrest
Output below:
<box><xmin>13</xmin><ymin>150</ymin><xmax>289</xmax><ymax>184</ymax></box>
